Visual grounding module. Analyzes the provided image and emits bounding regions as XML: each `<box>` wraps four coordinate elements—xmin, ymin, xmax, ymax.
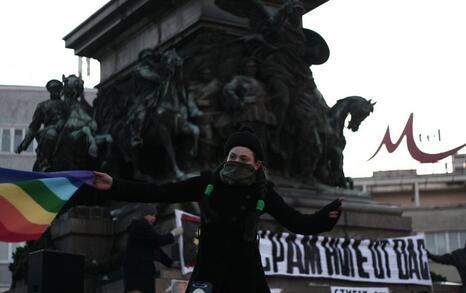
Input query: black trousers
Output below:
<box><xmin>123</xmin><ymin>265</ymin><xmax>156</xmax><ymax>293</ymax></box>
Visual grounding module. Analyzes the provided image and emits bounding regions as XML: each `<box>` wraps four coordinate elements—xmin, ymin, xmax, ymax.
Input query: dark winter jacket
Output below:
<box><xmin>123</xmin><ymin>219</ymin><xmax>174</xmax><ymax>293</ymax></box>
<box><xmin>428</xmin><ymin>247</ymin><xmax>466</xmax><ymax>292</ymax></box>
<box><xmin>109</xmin><ymin>172</ymin><xmax>340</xmax><ymax>293</ymax></box>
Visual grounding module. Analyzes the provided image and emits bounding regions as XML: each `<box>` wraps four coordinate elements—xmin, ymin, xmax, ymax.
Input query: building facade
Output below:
<box><xmin>353</xmin><ymin>154</ymin><xmax>466</xmax><ymax>283</ymax></box>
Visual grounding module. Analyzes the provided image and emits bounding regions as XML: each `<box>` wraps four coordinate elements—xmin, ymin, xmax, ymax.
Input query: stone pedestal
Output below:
<box><xmin>46</xmin><ymin>207</ymin><xmax>115</xmax><ymax>293</ymax></box>
<box><xmin>50</xmin><ymin>206</ymin><xmax>114</xmax><ymax>262</ymax></box>
<box><xmin>262</xmin><ymin>180</ymin><xmax>413</xmax><ymax>239</ymax></box>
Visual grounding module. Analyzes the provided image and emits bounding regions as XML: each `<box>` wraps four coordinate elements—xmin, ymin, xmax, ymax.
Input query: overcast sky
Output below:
<box><xmin>1</xmin><ymin>0</ymin><xmax>465</xmax><ymax>177</ymax></box>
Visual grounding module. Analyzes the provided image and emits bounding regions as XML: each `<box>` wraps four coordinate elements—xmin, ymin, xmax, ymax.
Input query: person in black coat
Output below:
<box><xmin>94</xmin><ymin>128</ymin><xmax>343</xmax><ymax>293</ymax></box>
<box><xmin>428</xmin><ymin>242</ymin><xmax>466</xmax><ymax>293</ymax></box>
<box><xmin>124</xmin><ymin>205</ymin><xmax>183</xmax><ymax>293</ymax></box>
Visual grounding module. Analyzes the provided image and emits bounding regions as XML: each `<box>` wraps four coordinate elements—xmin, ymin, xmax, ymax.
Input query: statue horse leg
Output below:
<box><xmin>314</xmin><ymin>133</ymin><xmax>331</xmax><ymax>183</ymax></box>
<box><xmin>180</xmin><ymin>121</ymin><xmax>200</xmax><ymax>157</ymax></box>
<box><xmin>328</xmin><ymin>147</ymin><xmax>346</xmax><ymax>187</ymax></box>
<box><xmin>70</xmin><ymin>126</ymin><xmax>98</xmax><ymax>158</ymax></box>
<box><xmin>293</xmin><ymin>127</ymin><xmax>322</xmax><ymax>183</ymax></box>
<box><xmin>95</xmin><ymin>134</ymin><xmax>113</xmax><ymax>170</ymax></box>
<box><xmin>158</xmin><ymin>124</ymin><xmax>186</xmax><ymax>180</ymax></box>
<box><xmin>268</xmin><ymin>78</ymin><xmax>290</xmax><ymax>158</ymax></box>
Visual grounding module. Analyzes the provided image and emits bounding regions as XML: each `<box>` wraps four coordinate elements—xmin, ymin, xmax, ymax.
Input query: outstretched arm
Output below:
<box><xmin>427</xmin><ymin>250</ymin><xmax>455</xmax><ymax>266</ymax></box>
<box><xmin>93</xmin><ymin>171</ymin><xmax>206</xmax><ymax>203</ymax></box>
<box><xmin>266</xmin><ymin>188</ymin><xmax>342</xmax><ymax>235</ymax></box>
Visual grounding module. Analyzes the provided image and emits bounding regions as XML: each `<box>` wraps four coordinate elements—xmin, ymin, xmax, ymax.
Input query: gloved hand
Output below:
<box><xmin>316</xmin><ymin>198</ymin><xmax>343</xmax><ymax>221</ymax></box>
<box><xmin>170</xmin><ymin>227</ymin><xmax>184</xmax><ymax>237</ymax></box>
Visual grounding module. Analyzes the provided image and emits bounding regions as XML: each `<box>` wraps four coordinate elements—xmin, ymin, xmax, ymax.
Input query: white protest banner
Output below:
<box><xmin>260</xmin><ymin>231</ymin><xmax>432</xmax><ymax>286</ymax></box>
<box><xmin>330</xmin><ymin>286</ymin><xmax>389</xmax><ymax>293</ymax></box>
<box><xmin>174</xmin><ymin>210</ymin><xmax>432</xmax><ymax>286</ymax></box>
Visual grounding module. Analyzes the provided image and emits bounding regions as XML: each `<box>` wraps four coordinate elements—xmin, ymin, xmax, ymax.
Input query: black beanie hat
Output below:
<box><xmin>224</xmin><ymin>127</ymin><xmax>264</xmax><ymax>161</ymax></box>
<box><xmin>139</xmin><ymin>204</ymin><xmax>157</xmax><ymax>218</ymax></box>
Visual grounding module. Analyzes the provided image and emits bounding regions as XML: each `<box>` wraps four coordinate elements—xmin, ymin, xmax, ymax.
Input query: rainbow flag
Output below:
<box><xmin>0</xmin><ymin>167</ymin><xmax>94</xmax><ymax>242</ymax></box>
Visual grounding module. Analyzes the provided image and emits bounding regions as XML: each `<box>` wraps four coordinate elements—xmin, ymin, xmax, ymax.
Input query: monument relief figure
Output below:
<box><xmin>283</xmin><ymin>71</ymin><xmax>331</xmax><ymax>181</ymax></box>
<box><xmin>157</xmin><ymin>49</ymin><xmax>201</xmax><ymax>159</ymax></box>
<box><xmin>16</xmin><ymin>79</ymin><xmax>66</xmax><ymax>171</ymax></box>
<box><xmin>107</xmin><ymin>48</ymin><xmax>164</xmax><ymax>180</ymax></box>
<box><xmin>188</xmin><ymin>68</ymin><xmax>223</xmax><ymax>166</ymax></box>
<box><xmin>115</xmin><ymin>49</ymin><xmax>202</xmax><ymax>180</ymax></box>
<box><xmin>128</xmin><ymin>49</ymin><xmax>162</xmax><ymax>149</ymax></box>
<box><xmin>218</xmin><ymin>58</ymin><xmax>276</xmax><ymax>151</ymax></box>
<box><xmin>189</xmin><ymin>68</ymin><xmax>221</xmax><ymax>110</ymax></box>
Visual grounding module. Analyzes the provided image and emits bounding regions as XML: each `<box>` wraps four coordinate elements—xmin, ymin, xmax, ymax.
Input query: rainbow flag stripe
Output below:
<box><xmin>0</xmin><ymin>167</ymin><xmax>94</xmax><ymax>242</ymax></box>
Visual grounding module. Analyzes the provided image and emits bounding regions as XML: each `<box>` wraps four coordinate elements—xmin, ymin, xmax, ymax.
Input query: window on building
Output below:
<box><xmin>436</xmin><ymin>232</ymin><xmax>447</xmax><ymax>254</ymax></box>
<box><xmin>0</xmin><ymin>265</ymin><xmax>11</xmax><ymax>290</ymax></box>
<box><xmin>461</xmin><ymin>231</ymin><xmax>466</xmax><ymax>248</ymax></box>
<box><xmin>26</xmin><ymin>136</ymin><xmax>35</xmax><ymax>153</ymax></box>
<box><xmin>0</xmin><ymin>242</ymin><xmax>25</xmax><ymax>264</ymax></box>
<box><xmin>425</xmin><ymin>233</ymin><xmax>436</xmax><ymax>252</ymax></box>
<box><xmin>1</xmin><ymin>128</ymin><xmax>11</xmax><ymax>153</ymax></box>
<box><xmin>0</xmin><ymin>243</ymin><xmax>8</xmax><ymax>261</ymax></box>
<box><xmin>0</xmin><ymin>127</ymin><xmax>34</xmax><ymax>154</ymax></box>
<box><xmin>449</xmin><ymin>232</ymin><xmax>461</xmax><ymax>251</ymax></box>
<box><xmin>0</xmin><ymin>243</ymin><xmax>10</xmax><ymax>262</ymax></box>
<box><xmin>425</xmin><ymin>231</ymin><xmax>466</xmax><ymax>254</ymax></box>
<box><xmin>13</xmin><ymin>128</ymin><xmax>23</xmax><ymax>151</ymax></box>
<box><xmin>9</xmin><ymin>243</ymin><xmax>23</xmax><ymax>262</ymax></box>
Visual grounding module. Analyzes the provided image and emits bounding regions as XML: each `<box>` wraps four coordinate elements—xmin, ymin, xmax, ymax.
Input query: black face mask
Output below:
<box><xmin>219</xmin><ymin>161</ymin><xmax>257</xmax><ymax>186</ymax></box>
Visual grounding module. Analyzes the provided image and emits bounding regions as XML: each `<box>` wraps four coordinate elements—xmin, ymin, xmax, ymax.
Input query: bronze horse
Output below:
<box><xmin>317</xmin><ymin>96</ymin><xmax>375</xmax><ymax>187</ymax></box>
<box><xmin>52</xmin><ymin>74</ymin><xmax>112</xmax><ymax>171</ymax></box>
<box><xmin>113</xmin><ymin>50</ymin><xmax>199</xmax><ymax>181</ymax></box>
